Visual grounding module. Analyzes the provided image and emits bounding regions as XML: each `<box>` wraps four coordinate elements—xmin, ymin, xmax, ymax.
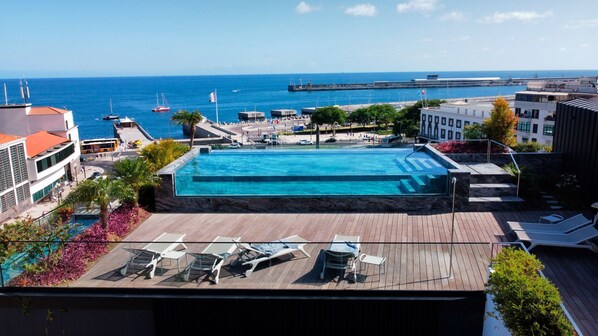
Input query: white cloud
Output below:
<box><xmin>421</xmin><ymin>38</ymin><xmax>433</xmax><ymax>43</ymax></box>
<box><xmin>295</xmin><ymin>1</ymin><xmax>320</xmax><ymax>14</ymax></box>
<box><xmin>480</xmin><ymin>10</ymin><xmax>553</xmax><ymax>24</ymax></box>
<box><xmin>345</xmin><ymin>4</ymin><xmax>377</xmax><ymax>17</ymax></box>
<box><xmin>559</xmin><ymin>47</ymin><xmax>567</xmax><ymax>52</ymax></box>
<box><xmin>440</xmin><ymin>11</ymin><xmax>466</xmax><ymax>21</ymax></box>
<box><xmin>564</xmin><ymin>19</ymin><xmax>598</xmax><ymax>29</ymax></box>
<box><xmin>397</xmin><ymin>0</ymin><xmax>437</xmax><ymax>13</ymax></box>
<box><xmin>538</xmin><ymin>36</ymin><xmax>547</xmax><ymax>41</ymax></box>
<box><xmin>580</xmin><ymin>43</ymin><xmax>590</xmax><ymax>48</ymax></box>
<box><xmin>451</xmin><ymin>35</ymin><xmax>470</xmax><ymax>42</ymax></box>
<box><xmin>474</xmin><ymin>47</ymin><xmax>489</xmax><ymax>53</ymax></box>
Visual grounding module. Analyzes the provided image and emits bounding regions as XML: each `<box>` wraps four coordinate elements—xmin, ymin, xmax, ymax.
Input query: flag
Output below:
<box><xmin>209</xmin><ymin>91</ymin><xmax>217</xmax><ymax>103</ymax></box>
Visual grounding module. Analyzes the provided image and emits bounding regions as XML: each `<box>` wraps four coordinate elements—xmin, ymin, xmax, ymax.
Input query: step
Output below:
<box><xmin>469</xmin><ymin>183</ymin><xmax>518</xmax><ymax>197</ymax></box>
<box><xmin>469</xmin><ymin>173</ymin><xmax>515</xmax><ymax>184</ymax></box>
<box><xmin>411</xmin><ymin>175</ymin><xmax>427</xmax><ymax>187</ymax></box>
<box><xmin>399</xmin><ymin>179</ymin><xmax>416</xmax><ymax>193</ymax></box>
<box><xmin>406</xmin><ymin>158</ymin><xmax>423</xmax><ymax>171</ymax></box>
<box><xmin>467</xmin><ymin>196</ymin><xmax>526</xmax><ymax>211</ymax></box>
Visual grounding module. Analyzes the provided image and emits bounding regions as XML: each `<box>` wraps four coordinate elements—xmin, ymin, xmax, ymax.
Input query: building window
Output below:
<box><xmin>464</xmin><ymin>121</ymin><xmax>470</xmax><ymax>127</ymax></box>
<box><xmin>532</xmin><ymin>110</ymin><xmax>539</xmax><ymax>119</ymax></box>
<box><xmin>515</xmin><ymin>107</ymin><xmax>521</xmax><ymax>116</ymax></box>
<box><xmin>441</xmin><ymin>117</ymin><xmax>446</xmax><ymax>125</ymax></box>
<box><xmin>65</xmin><ymin>120</ymin><xmax>69</xmax><ymax>129</ymax></box>
<box><xmin>0</xmin><ymin>192</ymin><xmax>16</xmax><ymax>213</ymax></box>
<box><xmin>522</xmin><ymin>137</ymin><xmax>529</xmax><ymax>143</ymax></box>
<box><xmin>543</xmin><ymin>124</ymin><xmax>554</xmax><ymax>136</ymax></box>
<box><xmin>35</xmin><ymin>144</ymin><xmax>75</xmax><ymax>173</ymax></box>
<box><xmin>10</xmin><ymin>144</ymin><xmax>28</xmax><ymax>184</ymax></box>
<box><xmin>434</xmin><ymin>116</ymin><xmax>439</xmax><ymax>124</ymax></box>
<box><xmin>456</xmin><ymin>132</ymin><xmax>461</xmax><ymax>140</ymax></box>
<box><xmin>448</xmin><ymin>118</ymin><xmax>454</xmax><ymax>127</ymax></box>
<box><xmin>0</xmin><ymin>148</ymin><xmax>13</xmax><ymax>192</ymax></box>
<box><xmin>532</xmin><ymin>124</ymin><xmax>538</xmax><ymax>134</ymax></box>
<box><xmin>441</xmin><ymin>129</ymin><xmax>446</xmax><ymax>139</ymax></box>
<box><xmin>517</xmin><ymin>122</ymin><xmax>531</xmax><ymax>132</ymax></box>
<box><xmin>448</xmin><ymin>130</ymin><xmax>453</xmax><ymax>140</ymax></box>
<box><xmin>531</xmin><ymin>138</ymin><xmax>537</xmax><ymax>143</ymax></box>
<box><xmin>433</xmin><ymin>126</ymin><xmax>439</xmax><ymax>139</ymax></box>
<box><xmin>421</xmin><ymin>124</ymin><xmax>426</xmax><ymax>134</ymax></box>
<box><xmin>456</xmin><ymin>120</ymin><xmax>462</xmax><ymax>128</ymax></box>
<box><xmin>422</xmin><ymin>114</ymin><xmax>426</xmax><ymax>122</ymax></box>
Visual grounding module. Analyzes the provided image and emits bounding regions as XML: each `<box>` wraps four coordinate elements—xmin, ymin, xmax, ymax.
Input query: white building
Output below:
<box><xmin>0</xmin><ymin>103</ymin><xmax>81</xmax><ymax>212</ymax></box>
<box><xmin>419</xmin><ymin>99</ymin><xmax>513</xmax><ymax>141</ymax></box>
<box><xmin>513</xmin><ymin>91</ymin><xmax>569</xmax><ymax>145</ymax></box>
<box><xmin>0</xmin><ymin>133</ymin><xmax>31</xmax><ymax>222</ymax></box>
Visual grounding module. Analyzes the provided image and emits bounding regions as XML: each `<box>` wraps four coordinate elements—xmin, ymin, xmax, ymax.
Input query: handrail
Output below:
<box><xmin>488</xmin><ymin>140</ymin><xmax>521</xmax><ymax>197</ymax></box>
<box><xmin>490</xmin><ymin>242</ymin><xmax>583</xmax><ymax>336</ymax></box>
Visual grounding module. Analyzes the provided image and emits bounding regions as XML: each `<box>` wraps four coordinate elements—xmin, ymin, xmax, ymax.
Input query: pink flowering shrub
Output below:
<box><xmin>11</xmin><ymin>204</ymin><xmax>141</xmax><ymax>287</ymax></box>
<box><xmin>433</xmin><ymin>140</ymin><xmax>505</xmax><ymax>154</ymax></box>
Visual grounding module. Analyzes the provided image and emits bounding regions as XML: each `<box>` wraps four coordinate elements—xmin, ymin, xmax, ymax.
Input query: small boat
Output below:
<box><xmin>102</xmin><ymin>99</ymin><xmax>120</xmax><ymax>120</ymax></box>
<box><xmin>232</xmin><ymin>89</ymin><xmax>240</xmax><ymax>93</ymax></box>
<box><xmin>152</xmin><ymin>93</ymin><xmax>170</xmax><ymax>112</ymax></box>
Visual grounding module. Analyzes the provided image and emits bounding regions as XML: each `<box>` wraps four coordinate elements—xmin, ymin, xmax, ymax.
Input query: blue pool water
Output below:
<box><xmin>175</xmin><ymin>149</ymin><xmax>449</xmax><ymax>196</ymax></box>
<box><xmin>0</xmin><ymin>217</ymin><xmax>99</xmax><ymax>285</ymax></box>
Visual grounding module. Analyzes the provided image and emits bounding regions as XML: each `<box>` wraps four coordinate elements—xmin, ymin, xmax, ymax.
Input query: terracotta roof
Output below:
<box><xmin>25</xmin><ymin>131</ymin><xmax>69</xmax><ymax>157</ymax></box>
<box><xmin>29</xmin><ymin>107</ymin><xmax>69</xmax><ymax>115</ymax></box>
<box><xmin>0</xmin><ymin>133</ymin><xmax>23</xmax><ymax>145</ymax></box>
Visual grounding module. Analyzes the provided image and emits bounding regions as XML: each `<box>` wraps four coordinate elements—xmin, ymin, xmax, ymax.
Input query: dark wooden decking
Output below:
<box><xmin>73</xmin><ymin>210</ymin><xmax>598</xmax><ymax>334</ymax></box>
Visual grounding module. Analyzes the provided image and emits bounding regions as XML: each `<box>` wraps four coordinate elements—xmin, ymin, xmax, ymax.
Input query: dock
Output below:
<box><xmin>112</xmin><ymin>117</ymin><xmax>155</xmax><ymax>148</ymax></box>
<box><xmin>288</xmin><ymin>76</ymin><xmax>582</xmax><ymax>92</ymax></box>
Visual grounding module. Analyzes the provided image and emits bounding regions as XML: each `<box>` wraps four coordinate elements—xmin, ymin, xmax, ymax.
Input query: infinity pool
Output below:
<box><xmin>174</xmin><ymin>149</ymin><xmax>449</xmax><ymax>196</ymax></box>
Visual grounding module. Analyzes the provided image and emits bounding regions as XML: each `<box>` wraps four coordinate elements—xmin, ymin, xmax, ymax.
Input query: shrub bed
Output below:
<box><xmin>433</xmin><ymin>140</ymin><xmax>505</xmax><ymax>154</ymax></box>
<box><xmin>11</xmin><ymin>204</ymin><xmax>144</xmax><ymax>287</ymax></box>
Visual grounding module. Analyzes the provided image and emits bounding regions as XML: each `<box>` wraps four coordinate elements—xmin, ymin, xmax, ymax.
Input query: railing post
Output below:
<box><xmin>486</xmin><ymin>139</ymin><xmax>491</xmax><ymax>163</ymax></box>
<box><xmin>0</xmin><ymin>263</ymin><xmax>4</xmax><ymax>287</ymax></box>
<box><xmin>448</xmin><ymin>177</ymin><xmax>457</xmax><ymax>278</ymax></box>
<box><xmin>517</xmin><ymin>171</ymin><xmax>521</xmax><ymax>197</ymax></box>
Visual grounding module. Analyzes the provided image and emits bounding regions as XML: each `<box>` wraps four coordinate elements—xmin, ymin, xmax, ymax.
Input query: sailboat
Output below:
<box><xmin>102</xmin><ymin>99</ymin><xmax>119</xmax><ymax>120</ymax></box>
<box><xmin>152</xmin><ymin>93</ymin><xmax>170</xmax><ymax>112</ymax></box>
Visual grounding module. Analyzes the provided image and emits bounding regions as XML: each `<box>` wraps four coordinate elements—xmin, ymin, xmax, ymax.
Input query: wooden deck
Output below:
<box><xmin>72</xmin><ymin>210</ymin><xmax>598</xmax><ymax>333</ymax></box>
<box><xmin>76</xmin><ymin>211</ymin><xmax>518</xmax><ymax>291</ymax></box>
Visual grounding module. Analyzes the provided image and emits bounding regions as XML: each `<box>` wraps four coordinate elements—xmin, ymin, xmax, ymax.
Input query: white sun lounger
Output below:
<box><xmin>506</xmin><ymin>214</ymin><xmax>592</xmax><ymax>234</ymax></box>
<box><xmin>181</xmin><ymin>236</ymin><xmax>240</xmax><ymax>284</ymax></box>
<box><xmin>120</xmin><ymin>232</ymin><xmax>186</xmax><ymax>279</ymax></box>
<box><xmin>515</xmin><ymin>225</ymin><xmax>598</xmax><ymax>251</ymax></box>
<box><xmin>320</xmin><ymin>234</ymin><xmax>361</xmax><ymax>282</ymax></box>
<box><xmin>232</xmin><ymin>235</ymin><xmax>311</xmax><ymax>277</ymax></box>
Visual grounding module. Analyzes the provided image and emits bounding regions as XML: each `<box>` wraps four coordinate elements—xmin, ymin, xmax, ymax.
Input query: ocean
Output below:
<box><xmin>1</xmin><ymin>70</ymin><xmax>595</xmax><ymax>140</ymax></box>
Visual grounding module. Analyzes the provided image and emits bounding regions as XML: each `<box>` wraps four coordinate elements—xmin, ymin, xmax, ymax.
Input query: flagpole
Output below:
<box><xmin>215</xmin><ymin>89</ymin><xmax>219</xmax><ymax>124</ymax></box>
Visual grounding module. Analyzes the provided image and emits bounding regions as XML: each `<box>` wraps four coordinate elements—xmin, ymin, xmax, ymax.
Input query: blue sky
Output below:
<box><xmin>1</xmin><ymin>0</ymin><xmax>596</xmax><ymax>77</ymax></box>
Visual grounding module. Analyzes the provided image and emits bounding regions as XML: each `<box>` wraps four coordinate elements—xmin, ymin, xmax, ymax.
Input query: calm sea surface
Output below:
<box><xmin>1</xmin><ymin>70</ymin><xmax>594</xmax><ymax>139</ymax></box>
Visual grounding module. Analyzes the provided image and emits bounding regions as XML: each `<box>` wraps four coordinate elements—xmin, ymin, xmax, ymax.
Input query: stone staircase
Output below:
<box><xmin>394</xmin><ymin>157</ymin><xmax>446</xmax><ymax>194</ymax></box>
<box><xmin>463</xmin><ymin>163</ymin><xmax>525</xmax><ymax>211</ymax></box>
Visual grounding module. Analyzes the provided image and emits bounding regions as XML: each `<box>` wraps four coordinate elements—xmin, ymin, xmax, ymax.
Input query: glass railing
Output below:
<box><xmin>1</xmin><ymin>240</ymin><xmax>489</xmax><ymax>290</ymax></box>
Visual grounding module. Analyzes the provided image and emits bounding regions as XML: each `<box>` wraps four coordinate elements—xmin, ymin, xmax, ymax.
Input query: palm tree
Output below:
<box><xmin>112</xmin><ymin>157</ymin><xmax>160</xmax><ymax>207</ymax></box>
<box><xmin>171</xmin><ymin>109</ymin><xmax>204</xmax><ymax>148</ymax></box>
<box><xmin>67</xmin><ymin>178</ymin><xmax>133</xmax><ymax>229</ymax></box>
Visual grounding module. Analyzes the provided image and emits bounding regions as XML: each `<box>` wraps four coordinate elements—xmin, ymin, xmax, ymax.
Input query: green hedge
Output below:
<box><xmin>487</xmin><ymin>248</ymin><xmax>574</xmax><ymax>336</ymax></box>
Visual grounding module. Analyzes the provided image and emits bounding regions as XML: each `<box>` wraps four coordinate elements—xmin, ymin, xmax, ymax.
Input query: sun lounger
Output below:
<box><xmin>514</xmin><ymin>225</ymin><xmax>598</xmax><ymax>251</ymax></box>
<box><xmin>232</xmin><ymin>235</ymin><xmax>311</xmax><ymax>277</ymax></box>
<box><xmin>320</xmin><ymin>234</ymin><xmax>361</xmax><ymax>282</ymax></box>
<box><xmin>506</xmin><ymin>214</ymin><xmax>592</xmax><ymax>234</ymax></box>
<box><xmin>181</xmin><ymin>236</ymin><xmax>240</xmax><ymax>284</ymax></box>
<box><xmin>119</xmin><ymin>232</ymin><xmax>186</xmax><ymax>279</ymax></box>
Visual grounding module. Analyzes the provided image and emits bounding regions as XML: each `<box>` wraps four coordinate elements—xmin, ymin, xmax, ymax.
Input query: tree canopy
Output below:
<box><xmin>112</xmin><ymin>157</ymin><xmax>161</xmax><ymax>206</ymax></box>
<box><xmin>484</xmin><ymin>97</ymin><xmax>518</xmax><ymax>146</ymax></box>
<box><xmin>139</xmin><ymin>139</ymin><xmax>189</xmax><ymax>172</ymax></box>
<box><xmin>171</xmin><ymin>109</ymin><xmax>204</xmax><ymax>148</ymax></box>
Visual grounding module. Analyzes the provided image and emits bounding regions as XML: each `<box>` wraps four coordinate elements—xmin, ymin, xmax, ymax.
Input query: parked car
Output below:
<box><xmin>324</xmin><ymin>137</ymin><xmax>337</xmax><ymax>143</ymax></box>
<box><xmin>89</xmin><ymin>172</ymin><xmax>102</xmax><ymax>180</ymax></box>
<box><xmin>296</xmin><ymin>139</ymin><xmax>313</xmax><ymax>145</ymax></box>
<box><xmin>267</xmin><ymin>139</ymin><xmax>283</xmax><ymax>145</ymax></box>
<box><xmin>229</xmin><ymin>142</ymin><xmax>243</xmax><ymax>149</ymax></box>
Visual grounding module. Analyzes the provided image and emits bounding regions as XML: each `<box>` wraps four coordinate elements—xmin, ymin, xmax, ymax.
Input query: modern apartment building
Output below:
<box><xmin>419</xmin><ymin>98</ymin><xmax>513</xmax><ymax>141</ymax></box>
<box><xmin>514</xmin><ymin>77</ymin><xmax>598</xmax><ymax>146</ymax></box>
<box><xmin>0</xmin><ymin>103</ymin><xmax>80</xmax><ymax>216</ymax></box>
<box><xmin>0</xmin><ymin>134</ymin><xmax>31</xmax><ymax>222</ymax></box>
